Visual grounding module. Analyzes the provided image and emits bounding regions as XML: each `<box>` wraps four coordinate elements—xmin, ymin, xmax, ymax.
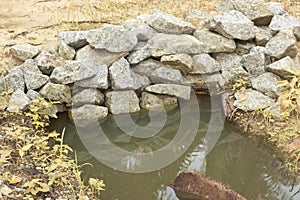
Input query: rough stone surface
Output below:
<box><xmin>294</xmin><ymin>27</ymin><xmax>300</xmax><ymax>41</ymax></box>
<box><xmin>72</xmin><ymin>89</ymin><xmax>104</xmax><ymax>107</ymax></box>
<box><xmin>75</xmin><ymin>45</ymin><xmax>128</xmax><ymax>67</ymax></box>
<box><xmin>266</xmin><ymin>2</ymin><xmax>287</xmax><ymax>15</ymax></box>
<box><xmin>39</xmin><ymin>83</ymin><xmax>71</xmax><ymax>104</ymax></box>
<box><xmin>71</xmin><ymin>105</ymin><xmax>108</xmax><ymax>127</ymax></box>
<box><xmin>122</xmin><ymin>20</ymin><xmax>158</xmax><ymax>41</ymax></box>
<box><xmin>161</xmin><ymin>54</ymin><xmax>193</xmax><ymax>73</ymax></box>
<box><xmin>254</xmin><ymin>26</ymin><xmax>273</xmax><ymax>46</ymax></box>
<box><xmin>205</xmin><ymin>10</ymin><xmax>255</xmax><ymax>40</ymax></box>
<box><xmin>148</xmin><ymin>10</ymin><xmax>195</xmax><ymax>34</ymax></box>
<box><xmin>269</xmin><ymin>14</ymin><xmax>300</xmax><ymax>31</ymax></box>
<box><xmin>50</xmin><ymin>60</ymin><xmax>96</xmax><ymax>84</ymax></box>
<box><xmin>58</xmin><ymin>31</ymin><xmax>88</xmax><ymax>49</ymax></box>
<box><xmin>126</xmin><ymin>45</ymin><xmax>151</xmax><ymax>64</ymax></box>
<box><xmin>147</xmin><ymin>33</ymin><xmax>205</xmax><ymax>57</ymax></box>
<box><xmin>7</xmin><ymin>89</ymin><xmax>30</xmax><ymax>112</ymax></box>
<box><xmin>183</xmin><ymin>73</ymin><xmax>224</xmax><ymax>91</ymax></box>
<box><xmin>240</xmin><ymin>52</ymin><xmax>265</xmax><ymax>77</ymax></box>
<box><xmin>26</xmin><ymin>90</ymin><xmax>41</xmax><ymax>100</ymax></box>
<box><xmin>193</xmin><ymin>28</ymin><xmax>236</xmax><ymax>53</ymax></box>
<box><xmin>109</xmin><ymin>58</ymin><xmax>150</xmax><ymax>90</ymax></box>
<box><xmin>266</xmin><ymin>56</ymin><xmax>299</xmax><ymax>78</ymax></box>
<box><xmin>2</xmin><ymin>67</ymin><xmax>25</xmax><ymax>93</ymax></box>
<box><xmin>264</xmin><ymin>102</ymin><xmax>290</xmax><ymax>119</ymax></box>
<box><xmin>58</xmin><ymin>42</ymin><xmax>76</xmax><ymax>60</ymax></box>
<box><xmin>46</xmin><ymin>104</ymin><xmax>67</xmax><ymax>118</ymax></box>
<box><xmin>140</xmin><ymin>92</ymin><xmax>178</xmax><ymax>110</ymax></box>
<box><xmin>191</xmin><ymin>53</ymin><xmax>221</xmax><ymax>74</ymax></box>
<box><xmin>132</xmin><ymin>59</ymin><xmax>161</xmax><ymax>75</ymax></box>
<box><xmin>10</xmin><ymin>44</ymin><xmax>41</xmax><ymax>61</ymax></box>
<box><xmin>265</xmin><ymin>29</ymin><xmax>298</xmax><ymax>59</ymax></box>
<box><xmin>105</xmin><ymin>90</ymin><xmax>140</xmax><ymax>114</ymax></box>
<box><xmin>224</xmin><ymin>0</ymin><xmax>274</xmax><ymax>26</ymax></box>
<box><xmin>76</xmin><ymin>64</ymin><xmax>108</xmax><ymax>90</ymax></box>
<box><xmin>35</xmin><ymin>51</ymin><xmax>66</xmax><ymax>74</ymax></box>
<box><xmin>145</xmin><ymin>84</ymin><xmax>191</xmax><ymax>100</ymax></box>
<box><xmin>213</xmin><ymin>53</ymin><xmax>242</xmax><ymax>70</ymax></box>
<box><xmin>21</xmin><ymin>59</ymin><xmax>49</xmax><ymax>90</ymax></box>
<box><xmin>251</xmin><ymin>72</ymin><xmax>282</xmax><ymax>98</ymax></box>
<box><xmin>150</xmin><ymin>65</ymin><xmax>184</xmax><ymax>84</ymax></box>
<box><xmin>234</xmin><ymin>89</ymin><xmax>275</xmax><ymax>111</ymax></box>
<box><xmin>222</xmin><ymin>65</ymin><xmax>250</xmax><ymax>88</ymax></box>
<box><xmin>87</xmin><ymin>25</ymin><xmax>138</xmax><ymax>53</ymax></box>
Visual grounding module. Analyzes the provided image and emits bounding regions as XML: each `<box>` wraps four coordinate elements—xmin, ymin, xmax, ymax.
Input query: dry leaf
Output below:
<box><xmin>239</xmin><ymin>92</ymin><xmax>248</xmax><ymax>101</ymax></box>
<box><xmin>9</xmin><ymin>176</ymin><xmax>22</xmax><ymax>185</ymax></box>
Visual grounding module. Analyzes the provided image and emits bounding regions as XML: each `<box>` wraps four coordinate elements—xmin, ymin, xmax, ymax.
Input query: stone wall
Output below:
<box><xmin>1</xmin><ymin>0</ymin><xmax>300</xmax><ymax>125</ymax></box>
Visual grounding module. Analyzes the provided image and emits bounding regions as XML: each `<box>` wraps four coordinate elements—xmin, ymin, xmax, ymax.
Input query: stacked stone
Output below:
<box><xmin>1</xmin><ymin>0</ymin><xmax>300</xmax><ymax>125</ymax></box>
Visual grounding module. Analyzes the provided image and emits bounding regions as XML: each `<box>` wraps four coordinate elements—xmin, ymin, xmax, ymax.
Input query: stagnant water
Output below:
<box><xmin>50</xmin><ymin>96</ymin><xmax>300</xmax><ymax>200</ymax></box>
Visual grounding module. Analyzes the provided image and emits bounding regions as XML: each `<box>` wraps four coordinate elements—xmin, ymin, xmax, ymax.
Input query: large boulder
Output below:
<box><xmin>34</xmin><ymin>51</ymin><xmax>66</xmax><ymax>74</ymax></box>
<box><xmin>148</xmin><ymin>10</ymin><xmax>195</xmax><ymax>34</ymax></box>
<box><xmin>193</xmin><ymin>29</ymin><xmax>236</xmax><ymax>53</ymax></box>
<box><xmin>21</xmin><ymin>59</ymin><xmax>49</xmax><ymax>90</ymax></box>
<box><xmin>147</xmin><ymin>33</ymin><xmax>205</xmax><ymax>57</ymax></box>
<box><xmin>1</xmin><ymin>67</ymin><xmax>25</xmax><ymax>93</ymax></box>
<box><xmin>50</xmin><ymin>60</ymin><xmax>96</xmax><ymax>85</ymax></box>
<box><xmin>266</xmin><ymin>56</ymin><xmax>299</xmax><ymax>78</ymax></box>
<box><xmin>265</xmin><ymin>29</ymin><xmax>298</xmax><ymax>59</ymax></box>
<box><xmin>251</xmin><ymin>72</ymin><xmax>282</xmax><ymax>98</ymax></box>
<box><xmin>145</xmin><ymin>84</ymin><xmax>191</xmax><ymax>100</ymax></box>
<box><xmin>205</xmin><ymin>10</ymin><xmax>255</xmax><ymax>40</ymax></box>
<box><xmin>7</xmin><ymin>89</ymin><xmax>31</xmax><ymax>112</ymax></box>
<box><xmin>10</xmin><ymin>44</ymin><xmax>41</xmax><ymax>61</ymax></box>
<box><xmin>269</xmin><ymin>14</ymin><xmax>300</xmax><ymax>31</ymax></box>
<box><xmin>39</xmin><ymin>83</ymin><xmax>71</xmax><ymax>104</ymax></box>
<box><xmin>240</xmin><ymin>52</ymin><xmax>266</xmax><ymax>77</ymax></box>
<box><xmin>109</xmin><ymin>58</ymin><xmax>150</xmax><ymax>90</ymax></box>
<box><xmin>140</xmin><ymin>92</ymin><xmax>178</xmax><ymax>110</ymax></box>
<box><xmin>72</xmin><ymin>89</ymin><xmax>105</xmax><ymax>107</ymax></box>
<box><xmin>58</xmin><ymin>31</ymin><xmax>88</xmax><ymax>49</ymax></box>
<box><xmin>191</xmin><ymin>53</ymin><xmax>221</xmax><ymax>74</ymax></box>
<box><xmin>70</xmin><ymin>105</ymin><xmax>108</xmax><ymax>127</ymax></box>
<box><xmin>234</xmin><ymin>89</ymin><xmax>275</xmax><ymax>111</ymax></box>
<box><xmin>75</xmin><ymin>45</ymin><xmax>128</xmax><ymax>67</ymax></box>
<box><xmin>161</xmin><ymin>54</ymin><xmax>193</xmax><ymax>74</ymax></box>
<box><xmin>87</xmin><ymin>25</ymin><xmax>138</xmax><ymax>53</ymax></box>
<box><xmin>105</xmin><ymin>90</ymin><xmax>140</xmax><ymax>114</ymax></box>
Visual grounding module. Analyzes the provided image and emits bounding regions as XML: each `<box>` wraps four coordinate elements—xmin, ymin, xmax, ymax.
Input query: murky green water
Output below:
<box><xmin>51</xmin><ymin>96</ymin><xmax>300</xmax><ymax>200</ymax></box>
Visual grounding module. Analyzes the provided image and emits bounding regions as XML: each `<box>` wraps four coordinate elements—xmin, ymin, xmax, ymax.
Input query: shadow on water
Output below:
<box><xmin>50</xmin><ymin>96</ymin><xmax>300</xmax><ymax>200</ymax></box>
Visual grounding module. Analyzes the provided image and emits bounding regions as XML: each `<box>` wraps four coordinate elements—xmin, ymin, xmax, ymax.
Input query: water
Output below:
<box><xmin>50</xmin><ymin>96</ymin><xmax>300</xmax><ymax>200</ymax></box>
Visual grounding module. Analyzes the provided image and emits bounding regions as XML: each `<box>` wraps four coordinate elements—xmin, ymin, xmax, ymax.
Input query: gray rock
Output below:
<box><xmin>87</xmin><ymin>25</ymin><xmax>138</xmax><ymax>53</ymax></box>
<box><xmin>145</xmin><ymin>84</ymin><xmax>191</xmax><ymax>100</ymax></box>
<box><xmin>183</xmin><ymin>74</ymin><xmax>207</xmax><ymax>90</ymax></box>
<box><xmin>213</xmin><ymin>53</ymin><xmax>242</xmax><ymax>70</ymax></box>
<box><xmin>39</xmin><ymin>82</ymin><xmax>71</xmax><ymax>104</ymax></box>
<box><xmin>148</xmin><ymin>10</ymin><xmax>195</xmax><ymax>34</ymax></box>
<box><xmin>235</xmin><ymin>41</ymin><xmax>256</xmax><ymax>55</ymax></box>
<box><xmin>105</xmin><ymin>90</ymin><xmax>140</xmax><ymax>114</ymax></box>
<box><xmin>71</xmin><ymin>105</ymin><xmax>108</xmax><ymax>127</ymax></box>
<box><xmin>26</xmin><ymin>90</ymin><xmax>41</xmax><ymax>100</ymax></box>
<box><xmin>205</xmin><ymin>10</ymin><xmax>255</xmax><ymax>40</ymax></box>
<box><xmin>148</xmin><ymin>33</ymin><xmax>206</xmax><ymax>57</ymax></box>
<box><xmin>46</xmin><ymin>103</ymin><xmax>67</xmax><ymax>118</ymax></box>
<box><xmin>266</xmin><ymin>56</ymin><xmax>299</xmax><ymax>78</ymax></box>
<box><xmin>132</xmin><ymin>42</ymin><xmax>147</xmax><ymax>51</ymax></box>
<box><xmin>193</xmin><ymin>29</ymin><xmax>236</xmax><ymax>53</ymax></box>
<box><xmin>75</xmin><ymin>45</ymin><xmax>128</xmax><ymax>67</ymax></box>
<box><xmin>20</xmin><ymin>59</ymin><xmax>49</xmax><ymax>90</ymax></box>
<box><xmin>254</xmin><ymin>26</ymin><xmax>273</xmax><ymax>46</ymax></box>
<box><xmin>35</xmin><ymin>51</ymin><xmax>66</xmax><ymax>74</ymax></box>
<box><xmin>58</xmin><ymin>31</ymin><xmax>88</xmax><ymax>49</ymax></box>
<box><xmin>266</xmin><ymin>2</ymin><xmax>287</xmax><ymax>15</ymax></box>
<box><xmin>222</xmin><ymin>64</ymin><xmax>250</xmax><ymax>88</ymax></box>
<box><xmin>58</xmin><ymin>42</ymin><xmax>76</xmax><ymax>60</ymax></box>
<box><xmin>10</xmin><ymin>44</ymin><xmax>41</xmax><ymax>61</ymax></box>
<box><xmin>109</xmin><ymin>58</ymin><xmax>150</xmax><ymax>90</ymax></box>
<box><xmin>251</xmin><ymin>72</ymin><xmax>282</xmax><ymax>98</ymax></box>
<box><xmin>132</xmin><ymin>59</ymin><xmax>161</xmax><ymax>75</ymax></box>
<box><xmin>161</xmin><ymin>54</ymin><xmax>193</xmax><ymax>73</ymax></box>
<box><xmin>241</xmin><ymin>52</ymin><xmax>265</xmax><ymax>77</ymax></box>
<box><xmin>250</xmin><ymin>46</ymin><xmax>267</xmax><ymax>54</ymax></box>
<box><xmin>7</xmin><ymin>89</ymin><xmax>30</xmax><ymax>112</ymax></box>
<box><xmin>183</xmin><ymin>73</ymin><xmax>224</xmax><ymax>91</ymax></box>
<box><xmin>50</xmin><ymin>60</ymin><xmax>96</xmax><ymax>84</ymax></box>
<box><xmin>234</xmin><ymin>88</ymin><xmax>275</xmax><ymax>111</ymax></box>
<box><xmin>264</xmin><ymin>102</ymin><xmax>290</xmax><ymax>119</ymax></box>
<box><xmin>2</xmin><ymin>67</ymin><xmax>25</xmax><ymax>93</ymax></box>
<box><xmin>224</xmin><ymin>0</ymin><xmax>273</xmax><ymax>26</ymax></box>
<box><xmin>150</xmin><ymin>65</ymin><xmax>184</xmax><ymax>84</ymax></box>
<box><xmin>126</xmin><ymin>45</ymin><xmax>151</xmax><ymax>64</ymax></box>
<box><xmin>191</xmin><ymin>53</ymin><xmax>221</xmax><ymax>74</ymax></box>
<box><xmin>76</xmin><ymin>64</ymin><xmax>108</xmax><ymax>90</ymax></box>
<box><xmin>122</xmin><ymin>19</ymin><xmax>157</xmax><ymax>41</ymax></box>
<box><xmin>140</xmin><ymin>92</ymin><xmax>178</xmax><ymax>110</ymax></box>
<box><xmin>294</xmin><ymin>27</ymin><xmax>300</xmax><ymax>41</ymax></box>
<box><xmin>269</xmin><ymin>14</ymin><xmax>300</xmax><ymax>31</ymax></box>
<box><xmin>72</xmin><ymin>89</ymin><xmax>104</xmax><ymax>107</ymax></box>
<box><xmin>265</xmin><ymin>29</ymin><xmax>298</xmax><ymax>59</ymax></box>
<box><xmin>185</xmin><ymin>9</ymin><xmax>208</xmax><ymax>20</ymax></box>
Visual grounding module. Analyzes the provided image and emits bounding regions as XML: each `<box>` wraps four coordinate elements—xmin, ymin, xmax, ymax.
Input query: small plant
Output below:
<box><xmin>232</xmin><ymin>76</ymin><xmax>250</xmax><ymax>92</ymax></box>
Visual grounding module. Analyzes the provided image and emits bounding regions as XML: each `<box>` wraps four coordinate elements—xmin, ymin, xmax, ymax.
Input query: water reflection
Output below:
<box><xmin>50</xmin><ymin>96</ymin><xmax>300</xmax><ymax>200</ymax></box>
